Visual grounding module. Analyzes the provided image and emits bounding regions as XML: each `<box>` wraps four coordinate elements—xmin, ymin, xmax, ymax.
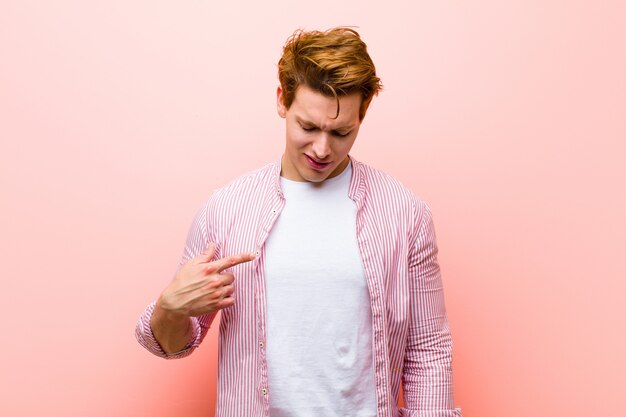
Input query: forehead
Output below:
<box><xmin>291</xmin><ymin>85</ymin><xmax>361</xmax><ymax>126</ymax></box>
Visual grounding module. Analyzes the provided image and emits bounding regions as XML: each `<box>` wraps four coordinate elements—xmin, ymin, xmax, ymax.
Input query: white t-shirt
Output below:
<box><xmin>264</xmin><ymin>162</ymin><xmax>377</xmax><ymax>417</ymax></box>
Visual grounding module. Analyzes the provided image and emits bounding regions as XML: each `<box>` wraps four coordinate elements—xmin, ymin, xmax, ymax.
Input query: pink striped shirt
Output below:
<box><xmin>136</xmin><ymin>157</ymin><xmax>462</xmax><ymax>417</ymax></box>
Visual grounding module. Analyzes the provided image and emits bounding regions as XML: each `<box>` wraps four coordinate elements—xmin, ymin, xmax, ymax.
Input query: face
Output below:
<box><xmin>277</xmin><ymin>84</ymin><xmax>362</xmax><ymax>183</ymax></box>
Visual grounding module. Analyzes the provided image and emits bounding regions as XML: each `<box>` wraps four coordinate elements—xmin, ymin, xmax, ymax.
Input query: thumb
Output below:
<box><xmin>198</xmin><ymin>242</ymin><xmax>216</xmax><ymax>262</ymax></box>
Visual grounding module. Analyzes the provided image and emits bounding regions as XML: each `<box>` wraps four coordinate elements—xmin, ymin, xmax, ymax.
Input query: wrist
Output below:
<box><xmin>154</xmin><ymin>297</ymin><xmax>189</xmax><ymax>324</ymax></box>
<box><xmin>151</xmin><ymin>299</ymin><xmax>194</xmax><ymax>354</ymax></box>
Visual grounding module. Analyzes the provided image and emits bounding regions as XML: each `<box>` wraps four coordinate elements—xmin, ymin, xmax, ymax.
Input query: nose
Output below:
<box><xmin>311</xmin><ymin>132</ymin><xmax>331</xmax><ymax>160</ymax></box>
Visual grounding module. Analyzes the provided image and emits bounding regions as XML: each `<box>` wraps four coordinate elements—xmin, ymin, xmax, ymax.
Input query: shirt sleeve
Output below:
<box><xmin>135</xmin><ymin>301</ymin><xmax>207</xmax><ymax>359</ymax></box>
<box><xmin>134</xmin><ymin>199</ymin><xmax>218</xmax><ymax>359</ymax></box>
<box><xmin>401</xmin><ymin>201</ymin><xmax>462</xmax><ymax>417</ymax></box>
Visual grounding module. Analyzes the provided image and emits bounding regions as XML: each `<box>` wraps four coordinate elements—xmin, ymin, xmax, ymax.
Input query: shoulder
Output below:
<box><xmin>210</xmin><ymin>161</ymin><xmax>278</xmax><ymax>200</ymax></box>
<box><xmin>352</xmin><ymin>159</ymin><xmax>433</xmax><ymax>232</ymax></box>
<box><xmin>353</xmin><ymin>159</ymin><xmax>425</xmax><ymax>208</ymax></box>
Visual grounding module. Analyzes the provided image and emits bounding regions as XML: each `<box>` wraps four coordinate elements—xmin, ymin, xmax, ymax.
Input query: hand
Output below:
<box><xmin>156</xmin><ymin>243</ymin><xmax>256</xmax><ymax>319</ymax></box>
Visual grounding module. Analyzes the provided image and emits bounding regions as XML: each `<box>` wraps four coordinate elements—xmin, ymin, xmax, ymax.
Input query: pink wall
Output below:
<box><xmin>1</xmin><ymin>1</ymin><xmax>624</xmax><ymax>416</ymax></box>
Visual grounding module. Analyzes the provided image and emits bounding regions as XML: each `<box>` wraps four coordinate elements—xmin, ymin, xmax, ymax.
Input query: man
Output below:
<box><xmin>136</xmin><ymin>27</ymin><xmax>462</xmax><ymax>417</ymax></box>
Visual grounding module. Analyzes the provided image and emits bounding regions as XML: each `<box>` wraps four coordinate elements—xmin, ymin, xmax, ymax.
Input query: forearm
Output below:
<box><xmin>150</xmin><ymin>300</ymin><xmax>194</xmax><ymax>353</ymax></box>
<box><xmin>403</xmin><ymin>319</ymin><xmax>456</xmax><ymax>409</ymax></box>
<box><xmin>136</xmin><ymin>300</ymin><xmax>216</xmax><ymax>359</ymax></box>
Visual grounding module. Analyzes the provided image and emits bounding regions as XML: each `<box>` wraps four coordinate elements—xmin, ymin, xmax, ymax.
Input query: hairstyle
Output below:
<box><xmin>278</xmin><ymin>27</ymin><xmax>383</xmax><ymax>121</ymax></box>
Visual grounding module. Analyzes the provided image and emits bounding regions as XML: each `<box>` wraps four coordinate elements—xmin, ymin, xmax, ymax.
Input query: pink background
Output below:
<box><xmin>1</xmin><ymin>1</ymin><xmax>625</xmax><ymax>416</ymax></box>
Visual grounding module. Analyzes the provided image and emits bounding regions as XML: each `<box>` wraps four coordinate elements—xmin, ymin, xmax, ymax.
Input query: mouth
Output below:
<box><xmin>305</xmin><ymin>154</ymin><xmax>332</xmax><ymax>170</ymax></box>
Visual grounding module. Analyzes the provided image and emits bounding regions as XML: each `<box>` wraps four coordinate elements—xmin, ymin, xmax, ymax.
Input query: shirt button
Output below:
<box><xmin>262</xmin><ymin>388</ymin><xmax>267</xmax><ymax>395</ymax></box>
<box><xmin>271</xmin><ymin>209</ymin><xmax>276</xmax><ymax>214</ymax></box>
<box><xmin>255</xmin><ymin>250</ymin><xmax>260</xmax><ymax>257</ymax></box>
<box><xmin>259</xmin><ymin>342</ymin><xmax>264</xmax><ymax>348</ymax></box>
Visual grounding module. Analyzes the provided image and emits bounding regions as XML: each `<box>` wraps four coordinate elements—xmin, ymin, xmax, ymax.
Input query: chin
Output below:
<box><xmin>305</xmin><ymin>176</ymin><xmax>328</xmax><ymax>183</ymax></box>
<box><xmin>301</xmin><ymin>170</ymin><xmax>331</xmax><ymax>183</ymax></box>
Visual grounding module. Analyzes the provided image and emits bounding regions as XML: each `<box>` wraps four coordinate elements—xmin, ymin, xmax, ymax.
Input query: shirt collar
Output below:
<box><xmin>271</xmin><ymin>155</ymin><xmax>365</xmax><ymax>207</ymax></box>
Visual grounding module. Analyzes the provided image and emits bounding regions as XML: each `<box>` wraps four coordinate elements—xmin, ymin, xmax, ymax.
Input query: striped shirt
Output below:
<box><xmin>136</xmin><ymin>156</ymin><xmax>462</xmax><ymax>417</ymax></box>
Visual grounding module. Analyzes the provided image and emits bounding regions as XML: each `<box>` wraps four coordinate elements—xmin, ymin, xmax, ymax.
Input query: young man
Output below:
<box><xmin>136</xmin><ymin>27</ymin><xmax>462</xmax><ymax>417</ymax></box>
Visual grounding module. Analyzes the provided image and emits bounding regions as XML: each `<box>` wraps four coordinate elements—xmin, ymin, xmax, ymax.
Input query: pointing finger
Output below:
<box><xmin>215</xmin><ymin>251</ymin><xmax>256</xmax><ymax>273</ymax></box>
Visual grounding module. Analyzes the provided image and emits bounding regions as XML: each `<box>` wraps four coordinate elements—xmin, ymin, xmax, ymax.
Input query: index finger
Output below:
<box><xmin>214</xmin><ymin>251</ymin><xmax>257</xmax><ymax>273</ymax></box>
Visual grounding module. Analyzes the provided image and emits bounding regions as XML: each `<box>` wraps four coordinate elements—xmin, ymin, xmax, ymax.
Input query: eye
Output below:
<box><xmin>333</xmin><ymin>131</ymin><xmax>350</xmax><ymax>137</ymax></box>
<box><xmin>300</xmin><ymin>124</ymin><xmax>317</xmax><ymax>133</ymax></box>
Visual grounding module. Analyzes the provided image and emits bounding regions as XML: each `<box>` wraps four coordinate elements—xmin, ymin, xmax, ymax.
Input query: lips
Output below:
<box><xmin>305</xmin><ymin>154</ymin><xmax>332</xmax><ymax>170</ymax></box>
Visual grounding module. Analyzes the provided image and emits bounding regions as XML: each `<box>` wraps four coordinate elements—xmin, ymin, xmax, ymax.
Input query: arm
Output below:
<box><xmin>150</xmin><ymin>300</ymin><xmax>199</xmax><ymax>353</ymax></box>
<box><xmin>135</xmin><ymin>300</ymin><xmax>211</xmax><ymax>359</ymax></box>
<box><xmin>135</xmin><ymin>202</ymin><xmax>214</xmax><ymax>359</ymax></box>
<box><xmin>135</xmin><ymin>201</ymin><xmax>253</xmax><ymax>359</ymax></box>
<box><xmin>401</xmin><ymin>202</ymin><xmax>462</xmax><ymax>417</ymax></box>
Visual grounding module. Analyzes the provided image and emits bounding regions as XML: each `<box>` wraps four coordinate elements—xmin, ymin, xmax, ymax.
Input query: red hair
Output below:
<box><xmin>278</xmin><ymin>27</ymin><xmax>382</xmax><ymax>120</ymax></box>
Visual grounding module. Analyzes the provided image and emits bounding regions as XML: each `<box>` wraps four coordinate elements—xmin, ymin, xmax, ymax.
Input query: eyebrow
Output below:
<box><xmin>296</xmin><ymin>116</ymin><xmax>356</xmax><ymax>133</ymax></box>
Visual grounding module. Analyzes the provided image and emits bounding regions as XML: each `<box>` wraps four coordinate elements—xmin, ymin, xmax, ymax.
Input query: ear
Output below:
<box><xmin>276</xmin><ymin>86</ymin><xmax>287</xmax><ymax>118</ymax></box>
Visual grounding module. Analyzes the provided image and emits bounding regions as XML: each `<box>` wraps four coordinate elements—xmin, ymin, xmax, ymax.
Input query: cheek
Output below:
<box><xmin>286</xmin><ymin>128</ymin><xmax>309</xmax><ymax>149</ymax></box>
<box><xmin>335</xmin><ymin>139</ymin><xmax>356</xmax><ymax>155</ymax></box>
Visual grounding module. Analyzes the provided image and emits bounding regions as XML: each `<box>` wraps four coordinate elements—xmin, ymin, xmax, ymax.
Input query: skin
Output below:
<box><xmin>278</xmin><ymin>84</ymin><xmax>363</xmax><ymax>183</ymax></box>
<box><xmin>151</xmin><ymin>85</ymin><xmax>366</xmax><ymax>353</ymax></box>
<box><xmin>151</xmin><ymin>243</ymin><xmax>255</xmax><ymax>353</ymax></box>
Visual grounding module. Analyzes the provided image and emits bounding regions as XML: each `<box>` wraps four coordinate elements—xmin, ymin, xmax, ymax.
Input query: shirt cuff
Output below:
<box><xmin>135</xmin><ymin>301</ymin><xmax>202</xmax><ymax>359</ymax></box>
<box><xmin>399</xmin><ymin>407</ymin><xmax>463</xmax><ymax>417</ymax></box>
